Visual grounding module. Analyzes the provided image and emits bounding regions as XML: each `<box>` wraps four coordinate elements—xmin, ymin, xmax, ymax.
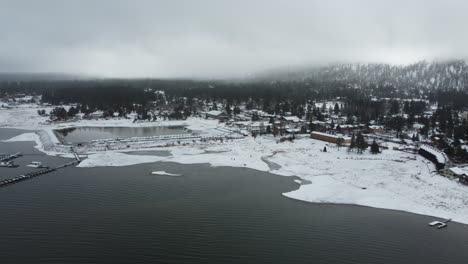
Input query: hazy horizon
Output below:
<box><xmin>1</xmin><ymin>0</ymin><xmax>468</xmax><ymax>79</ymax></box>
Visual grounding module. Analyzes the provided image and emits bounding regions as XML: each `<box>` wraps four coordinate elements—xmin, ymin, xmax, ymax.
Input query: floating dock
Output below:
<box><xmin>0</xmin><ymin>167</ymin><xmax>57</xmax><ymax>187</ymax></box>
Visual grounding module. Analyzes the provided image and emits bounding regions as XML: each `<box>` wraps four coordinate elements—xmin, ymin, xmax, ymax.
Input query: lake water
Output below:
<box><xmin>55</xmin><ymin>126</ymin><xmax>189</xmax><ymax>143</ymax></box>
<box><xmin>1</xmin><ymin>128</ymin><xmax>468</xmax><ymax>264</ymax></box>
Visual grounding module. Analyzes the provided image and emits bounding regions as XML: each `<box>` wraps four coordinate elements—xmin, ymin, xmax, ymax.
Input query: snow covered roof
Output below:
<box><xmin>233</xmin><ymin>121</ymin><xmax>250</xmax><ymax>126</ymax></box>
<box><xmin>449</xmin><ymin>167</ymin><xmax>468</xmax><ymax>176</ymax></box>
<box><xmin>420</xmin><ymin>145</ymin><xmax>447</xmax><ymax>164</ymax></box>
<box><xmin>90</xmin><ymin>110</ymin><xmax>104</xmax><ymax>116</ymax></box>
<box><xmin>283</xmin><ymin>116</ymin><xmax>302</xmax><ymax>122</ymax></box>
<box><xmin>311</xmin><ymin>131</ymin><xmax>350</xmax><ymax>140</ymax></box>
<box><xmin>206</xmin><ymin>110</ymin><xmax>222</xmax><ymax>116</ymax></box>
<box><xmin>286</xmin><ymin>128</ymin><xmax>301</xmax><ymax>133</ymax></box>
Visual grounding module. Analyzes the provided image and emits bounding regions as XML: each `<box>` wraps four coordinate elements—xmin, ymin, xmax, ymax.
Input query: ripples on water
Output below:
<box><xmin>1</xmin><ymin>129</ymin><xmax>468</xmax><ymax>264</ymax></box>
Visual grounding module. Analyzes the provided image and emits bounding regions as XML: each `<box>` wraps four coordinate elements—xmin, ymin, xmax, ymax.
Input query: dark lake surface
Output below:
<box><xmin>1</xmin><ymin>128</ymin><xmax>468</xmax><ymax>264</ymax></box>
<box><xmin>56</xmin><ymin>126</ymin><xmax>188</xmax><ymax>143</ymax></box>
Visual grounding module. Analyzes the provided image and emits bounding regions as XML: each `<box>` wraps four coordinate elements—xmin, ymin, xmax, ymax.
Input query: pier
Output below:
<box><xmin>0</xmin><ymin>154</ymin><xmax>81</xmax><ymax>188</ymax></box>
<box><xmin>0</xmin><ymin>152</ymin><xmax>22</xmax><ymax>162</ymax></box>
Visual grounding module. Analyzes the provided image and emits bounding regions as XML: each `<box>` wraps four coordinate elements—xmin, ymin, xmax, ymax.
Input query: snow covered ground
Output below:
<box><xmin>3</xmin><ymin>103</ymin><xmax>468</xmax><ymax>225</ymax></box>
<box><xmin>0</xmin><ymin>103</ymin><xmax>219</xmax><ymax>131</ymax></box>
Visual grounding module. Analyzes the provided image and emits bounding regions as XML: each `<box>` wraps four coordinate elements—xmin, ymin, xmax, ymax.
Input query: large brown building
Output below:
<box><xmin>310</xmin><ymin>131</ymin><xmax>351</xmax><ymax>144</ymax></box>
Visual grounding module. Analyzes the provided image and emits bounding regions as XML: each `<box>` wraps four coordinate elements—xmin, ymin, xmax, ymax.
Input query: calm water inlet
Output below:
<box><xmin>55</xmin><ymin>126</ymin><xmax>189</xmax><ymax>143</ymax></box>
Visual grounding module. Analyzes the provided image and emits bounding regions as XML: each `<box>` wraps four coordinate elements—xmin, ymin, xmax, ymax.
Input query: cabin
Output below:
<box><xmin>310</xmin><ymin>131</ymin><xmax>351</xmax><ymax>145</ymax></box>
<box><xmin>205</xmin><ymin>110</ymin><xmax>230</xmax><ymax>122</ymax></box>
<box><xmin>280</xmin><ymin>116</ymin><xmax>302</xmax><ymax>125</ymax></box>
<box><xmin>88</xmin><ymin>110</ymin><xmax>104</xmax><ymax>119</ymax></box>
<box><xmin>442</xmin><ymin>166</ymin><xmax>468</xmax><ymax>184</ymax></box>
<box><xmin>418</xmin><ymin>145</ymin><xmax>447</xmax><ymax>170</ymax></box>
<box><xmin>368</xmin><ymin>125</ymin><xmax>385</xmax><ymax>133</ymax></box>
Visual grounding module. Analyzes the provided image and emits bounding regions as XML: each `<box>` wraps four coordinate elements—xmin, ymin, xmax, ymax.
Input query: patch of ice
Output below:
<box><xmin>151</xmin><ymin>171</ymin><xmax>181</xmax><ymax>176</ymax></box>
<box><xmin>78</xmin><ymin>152</ymin><xmax>166</xmax><ymax>168</ymax></box>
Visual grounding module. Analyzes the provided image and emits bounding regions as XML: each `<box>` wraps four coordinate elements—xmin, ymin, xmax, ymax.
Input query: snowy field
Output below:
<box><xmin>0</xmin><ymin>103</ymin><xmax>219</xmax><ymax>131</ymax></box>
<box><xmin>2</xmin><ymin>103</ymin><xmax>468</xmax><ymax>225</ymax></box>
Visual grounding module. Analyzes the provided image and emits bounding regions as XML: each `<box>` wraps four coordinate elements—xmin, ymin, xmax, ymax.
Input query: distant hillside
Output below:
<box><xmin>254</xmin><ymin>60</ymin><xmax>468</xmax><ymax>91</ymax></box>
<box><xmin>0</xmin><ymin>72</ymin><xmax>89</xmax><ymax>82</ymax></box>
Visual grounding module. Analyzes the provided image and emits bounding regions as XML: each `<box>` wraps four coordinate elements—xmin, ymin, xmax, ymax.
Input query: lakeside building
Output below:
<box><xmin>205</xmin><ymin>110</ymin><xmax>230</xmax><ymax>122</ymax></box>
<box><xmin>310</xmin><ymin>131</ymin><xmax>351</xmax><ymax>144</ymax></box>
<box><xmin>419</xmin><ymin>144</ymin><xmax>448</xmax><ymax>170</ymax></box>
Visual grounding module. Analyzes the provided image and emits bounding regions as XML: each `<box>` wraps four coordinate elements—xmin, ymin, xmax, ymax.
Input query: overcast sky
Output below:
<box><xmin>0</xmin><ymin>0</ymin><xmax>467</xmax><ymax>78</ymax></box>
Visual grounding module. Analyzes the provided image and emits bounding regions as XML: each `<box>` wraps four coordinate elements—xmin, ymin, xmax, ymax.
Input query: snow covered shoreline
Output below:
<box><xmin>51</xmin><ymin>135</ymin><xmax>468</xmax><ymax>225</ymax></box>
<box><xmin>2</xmin><ymin>104</ymin><xmax>468</xmax><ymax>225</ymax></box>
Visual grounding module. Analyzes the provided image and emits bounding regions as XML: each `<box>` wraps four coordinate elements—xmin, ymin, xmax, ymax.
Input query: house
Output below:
<box><xmin>311</xmin><ymin>120</ymin><xmax>327</xmax><ymax>132</ymax></box>
<box><xmin>310</xmin><ymin>131</ymin><xmax>351</xmax><ymax>144</ymax></box>
<box><xmin>368</xmin><ymin>125</ymin><xmax>385</xmax><ymax>133</ymax></box>
<box><xmin>442</xmin><ymin>166</ymin><xmax>468</xmax><ymax>184</ymax></box>
<box><xmin>205</xmin><ymin>110</ymin><xmax>230</xmax><ymax>122</ymax></box>
<box><xmin>232</xmin><ymin>121</ymin><xmax>250</xmax><ymax>130</ymax></box>
<box><xmin>336</xmin><ymin>124</ymin><xmax>355</xmax><ymax>133</ymax></box>
<box><xmin>88</xmin><ymin>110</ymin><xmax>104</xmax><ymax>119</ymax></box>
<box><xmin>281</xmin><ymin>116</ymin><xmax>302</xmax><ymax>124</ymax></box>
<box><xmin>249</xmin><ymin>121</ymin><xmax>266</xmax><ymax>135</ymax></box>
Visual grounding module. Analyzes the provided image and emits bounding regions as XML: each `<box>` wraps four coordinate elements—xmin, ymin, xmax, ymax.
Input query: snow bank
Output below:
<box><xmin>78</xmin><ymin>152</ymin><xmax>166</xmax><ymax>168</ymax></box>
<box><xmin>2</xmin><ymin>132</ymin><xmax>39</xmax><ymax>142</ymax></box>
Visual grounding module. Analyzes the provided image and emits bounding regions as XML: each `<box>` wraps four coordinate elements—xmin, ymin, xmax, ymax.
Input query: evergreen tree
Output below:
<box><xmin>370</xmin><ymin>140</ymin><xmax>380</xmax><ymax>154</ymax></box>
<box><xmin>348</xmin><ymin>134</ymin><xmax>356</xmax><ymax>152</ymax></box>
<box><xmin>334</xmin><ymin>103</ymin><xmax>340</xmax><ymax>115</ymax></box>
<box><xmin>356</xmin><ymin>132</ymin><xmax>368</xmax><ymax>154</ymax></box>
<box><xmin>309</xmin><ymin>122</ymin><xmax>315</xmax><ymax>132</ymax></box>
<box><xmin>233</xmin><ymin>105</ymin><xmax>241</xmax><ymax>115</ymax></box>
<box><xmin>390</xmin><ymin>100</ymin><xmax>400</xmax><ymax>115</ymax></box>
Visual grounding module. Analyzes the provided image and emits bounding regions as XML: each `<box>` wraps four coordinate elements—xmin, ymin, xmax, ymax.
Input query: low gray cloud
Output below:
<box><xmin>0</xmin><ymin>0</ymin><xmax>467</xmax><ymax>78</ymax></box>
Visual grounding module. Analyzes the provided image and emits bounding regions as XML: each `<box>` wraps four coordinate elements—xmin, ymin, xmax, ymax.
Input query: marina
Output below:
<box><xmin>0</xmin><ymin>151</ymin><xmax>81</xmax><ymax>188</ymax></box>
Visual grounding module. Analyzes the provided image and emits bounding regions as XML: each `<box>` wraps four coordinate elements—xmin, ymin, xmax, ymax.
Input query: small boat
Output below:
<box><xmin>27</xmin><ymin>161</ymin><xmax>48</xmax><ymax>169</ymax></box>
<box><xmin>428</xmin><ymin>219</ymin><xmax>451</xmax><ymax>229</ymax></box>
<box><xmin>0</xmin><ymin>161</ymin><xmax>18</xmax><ymax>168</ymax></box>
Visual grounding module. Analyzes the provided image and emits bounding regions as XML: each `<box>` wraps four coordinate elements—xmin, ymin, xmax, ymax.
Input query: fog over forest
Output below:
<box><xmin>1</xmin><ymin>0</ymin><xmax>468</xmax><ymax>78</ymax></box>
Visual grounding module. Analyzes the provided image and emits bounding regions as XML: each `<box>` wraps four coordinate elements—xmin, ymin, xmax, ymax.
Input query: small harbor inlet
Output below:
<box><xmin>55</xmin><ymin>126</ymin><xmax>190</xmax><ymax>144</ymax></box>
